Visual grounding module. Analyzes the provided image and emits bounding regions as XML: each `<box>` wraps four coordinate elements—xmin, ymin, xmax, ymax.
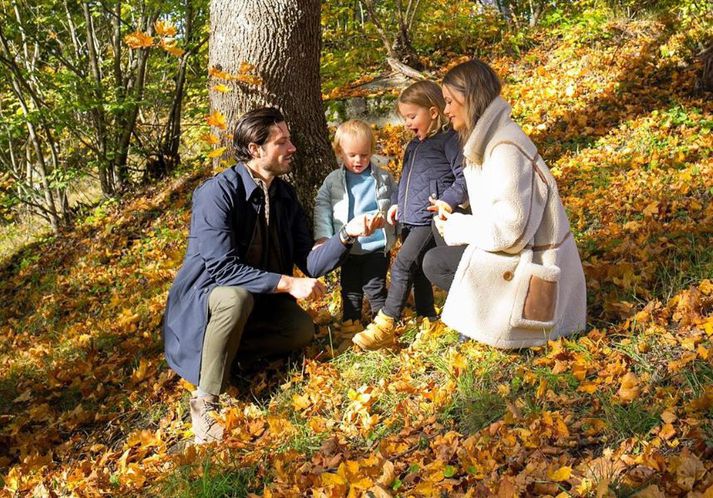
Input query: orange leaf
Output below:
<box><xmin>209</xmin><ymin>66</ymin><xmax>232</xmax><ymax>80</ymax></box>
<box><xmin>206</xmin><ymin>110</ymin><xmax>227</xmax><ymax>130</ymax></box>
<box><xmin>124</xmin><ymin>31</ymin><xmax>153</xmax><ymax>49</ymax></box>
<box><xmin>160</xmin><ymin>39</ymin><xmax>185</xmax><ymax>57</ymax></box>
<box><xmin>200</xmin><ymin>133</ymin><xmax>221</xmax><ymax>145</ymax></box>
<box><xmin>617</xmin><ymin>372</ymin><xmax>640</xmax><ymax>402</ymax></box>
<box><xmin>154</xmin><ymin>20</ymin><xmax>177</xmax><ymax>37</ymax></box>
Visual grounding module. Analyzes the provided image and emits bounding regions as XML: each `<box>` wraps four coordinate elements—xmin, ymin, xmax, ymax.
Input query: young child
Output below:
<box><xmin>352</xmin><ymin>80</ymin><xmax>467</xmax><ymax>350</ymax></box>
<box><xmin>314</xmin><ymin>119</ymin><xmax>397</xmax><ymax>334</ymax></box>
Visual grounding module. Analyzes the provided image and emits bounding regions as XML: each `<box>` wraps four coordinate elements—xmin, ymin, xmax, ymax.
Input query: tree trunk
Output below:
<box><xmin>209</xmin><ymin>0</ymin><xmax>336</xmax><ymax>214</ymax></box>
<box><xmin>700</xmin><ymin>45</ymin><xmax>713</xmax><ymax>91</ymax></box>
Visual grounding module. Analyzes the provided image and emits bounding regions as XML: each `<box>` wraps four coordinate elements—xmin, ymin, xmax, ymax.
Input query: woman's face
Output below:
<box><xmin>442</xmin><ymin>85</ymin><xmax>467</xmax><ymax>132</ymax></box>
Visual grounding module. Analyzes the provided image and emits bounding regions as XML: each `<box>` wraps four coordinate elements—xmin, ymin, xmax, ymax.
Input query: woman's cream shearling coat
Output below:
<box><xmin>441</xmin><ymin>96</ymin><xmax>587</xmax><ymax>347</ymax></box>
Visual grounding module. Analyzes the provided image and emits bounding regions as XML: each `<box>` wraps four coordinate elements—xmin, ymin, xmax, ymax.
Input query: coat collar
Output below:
<box><xmin>235</xmin><ymin>163</ymin><xmax>292</xmax><ymax>201</ymax></box>
<box><xmin>463</xmin><ymin>96</ymin><xmax>512</xmax><ymax>166</ymax></box>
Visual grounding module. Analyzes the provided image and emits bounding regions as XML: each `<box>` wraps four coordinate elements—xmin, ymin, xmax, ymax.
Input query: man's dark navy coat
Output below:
<box><xmin>163</xmin><ymin>163</ymin><xmax>349</xmax><ymax>385</ymax></box>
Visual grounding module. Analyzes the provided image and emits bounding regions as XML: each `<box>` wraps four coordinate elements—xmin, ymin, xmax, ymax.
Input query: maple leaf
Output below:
<box><xmin>155</xmin><ymin>20</ymin><xmax>177</xmax><ymax>37</ymax></box>
<box><xmin>200</xmin><ymin>133</ymin><xmax>221</xmax><ymax>145</ymax></box>
<box><xmin>206</xmin><ymin>110</ymin><xmax>227</xmax><ymax>130</ymax></box>
<box><xmin>124</xmin><ymin>31</ymin><xmax>153</xmax><ymax>49</ymax></box>
<box><xmin>160</xmin><ymin>39</ymin><xmax>185</xmax><ymax>57</ymax></box>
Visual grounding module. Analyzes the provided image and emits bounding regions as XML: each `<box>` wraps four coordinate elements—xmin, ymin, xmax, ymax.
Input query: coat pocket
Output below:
<box><xmin>429</xmin><ymin>179</ymin><xmax>439</xmax><ymax>199</ymax></box>
<box><xmin>510</xmin><ymin>260</ymin><xmax>560</xmax><ymax>329</ymax></box>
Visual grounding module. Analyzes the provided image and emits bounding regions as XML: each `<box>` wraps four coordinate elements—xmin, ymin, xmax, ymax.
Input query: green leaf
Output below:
<box><xmin>443</xmin><ymin>465</ymin><xmax>457</xmax><ymax>478</ymax></box>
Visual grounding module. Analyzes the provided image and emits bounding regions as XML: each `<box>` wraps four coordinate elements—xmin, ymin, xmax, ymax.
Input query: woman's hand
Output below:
<box><xmin>387</xmin><ymin>205</ymin><xmax>398</xmax><ymax>225</ymax></box>
<box><xmin>427</xmin><ymin>196</ymin><xmax>453</xmax><ymax>220</ymax></box>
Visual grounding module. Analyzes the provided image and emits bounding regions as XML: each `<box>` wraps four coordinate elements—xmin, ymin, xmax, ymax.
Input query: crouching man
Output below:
<box><xmin>163</xmin><ymin>108</ymin><xmax>382</xmax><ymax>443</ymax></box>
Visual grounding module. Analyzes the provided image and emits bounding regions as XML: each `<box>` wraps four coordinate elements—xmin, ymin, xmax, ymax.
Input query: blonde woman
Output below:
<box><xmin>423</xmin><ymin>59</ymin><xmax>587</xmax><ymax>347</ymax></box>
<box><xmin>352</xmin><ymin>80</ymin><xmax>467</xmax><ymax>350</ymax></box>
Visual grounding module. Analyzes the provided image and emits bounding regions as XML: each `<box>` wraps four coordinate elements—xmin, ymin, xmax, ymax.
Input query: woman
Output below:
<box><xmin>423</xmin><ymin>59</ymin><xmax>586</xmax><ymax>348</ymax></box>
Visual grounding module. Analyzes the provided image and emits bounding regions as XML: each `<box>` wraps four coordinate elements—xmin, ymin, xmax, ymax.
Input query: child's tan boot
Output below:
<box><xmin>352</xmin><ymin>311</ymin><xmax>396</xmax><ymax>350</ymax></box>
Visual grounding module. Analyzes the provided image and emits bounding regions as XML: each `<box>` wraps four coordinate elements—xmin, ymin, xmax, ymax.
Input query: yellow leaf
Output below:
<box><xmin>160</xmin><ymin>39</ymin><xmax>185</xmax><ymax>57</ymax></box>
<box><xmin>206</xmin><ymin>111</ymin><xmax>227</xmax><ymax>130</ymax></box>
<box><xmin>702</xmin><ymin>316</ymin><xmax>713</xmax><ymax>336</ymax></box>
<box><xmin>212</xmin><ymin>84</ymin><xmax>232</xmax><ymax>93</ymax></box>
<box><xmin>321</xmin><ymin>472</ymin><xmax>347</xmax><ymax>486</ymax></box>
<box><xmin>200</xmin><ymin>133</ymin><xmax>221</xmax><ymax>145</ymax></box>
<box><xmin>697</xmin><ymin>345</ymin><xmax>709</xmax><ymax>359</ymax></box>
<box><xmin>124</xmin><ymin>31</ymin><xmax>153</xmax><ymax>49</ymax></box>
<box><xmin>617</xmin><ymin>372</ymin><xmax>640</xmax><ymax>402</ymax></box>
<box><xmin>207</xmin><ymin>147</ymin><xmax>226</xmax><ymax>159</ymax></box>
<box><xmin>578</xmin><ymin>382</ymin><xmax>598</xmax><ymax>394</ymax></box>
<box><xmin>659</xmin><ymin>423</ymin><xmax>676</xmax><ymax>440</ymax></box>
<box><xmin>155</xmin><ymin>20</ymin><xmax>177</xmax><ymax>37</ymax></box>
<box><xmin>292</xmin><ymin>393</ymin><xmax>310</xmax><ymax>411</ymax></box>
<box><xmin>643</xmin><ymin>202</ymin><xmax>659</xmax><ymax>218</ymax></box>
<box><xmin>132</xmin><ymin>358</ymin><xmax>149</xmax><ymax>382</ymax></box>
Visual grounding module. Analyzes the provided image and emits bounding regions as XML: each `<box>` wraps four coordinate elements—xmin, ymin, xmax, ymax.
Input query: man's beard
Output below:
<box><xmin>267</xmin><ymin>157</ymin><xmax>293</xmax><ymax>176</ymax></box>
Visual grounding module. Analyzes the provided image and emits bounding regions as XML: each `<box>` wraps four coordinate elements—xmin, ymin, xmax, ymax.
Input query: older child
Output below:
<box><xmin>314</xmin><ymin>120</ymin><xmax>396</xmax><ymax>333</ymax></box>
<box><xmin>352</xmin><ymin>80</ymin><xmax>467</xmax><ymax>350</ymax></box>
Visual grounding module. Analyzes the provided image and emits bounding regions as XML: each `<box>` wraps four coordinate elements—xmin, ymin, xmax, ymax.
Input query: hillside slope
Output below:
<box><xmin>1</xmin><ymin>9</ymin><xmax>712</xmax><ymax>497</ymax></box>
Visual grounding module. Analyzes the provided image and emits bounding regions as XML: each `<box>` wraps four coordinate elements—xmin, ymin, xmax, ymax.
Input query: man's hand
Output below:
<box><xmin>427</xmin><ymin>196</ymin><xmax>453</xmax><ymax>220</ymax></box>
<box><xmin>387</xmin><ymin>205</ymin><xmax>398</xmax><ymax>225</ymax></box>
<box><xmin>433</xmin><ymin>209</ymin><xmax>450</xmax><ymax>238</ymax></box>
<box><xmin>277</xmin><ymin>275</ymin><xmax>326</xmax><ymax>300</ymax></box>
<box><xmin>345</xmin><ymin>212</ymin><xmax>385</xmax><ymax>238</ymax></box>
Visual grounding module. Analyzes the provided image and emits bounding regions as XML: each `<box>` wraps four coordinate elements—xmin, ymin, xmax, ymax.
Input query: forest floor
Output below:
<box><xmin>1</xmin><ymin>9</ymin><xmax>712</xmax><ymax>498</ymax></box>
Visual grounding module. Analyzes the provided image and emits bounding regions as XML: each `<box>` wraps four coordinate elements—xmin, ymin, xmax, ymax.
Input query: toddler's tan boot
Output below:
<box><xmin>352</xmin><ymin>311</ymin><xmax>396</xmax><ymax>350</ymax></box>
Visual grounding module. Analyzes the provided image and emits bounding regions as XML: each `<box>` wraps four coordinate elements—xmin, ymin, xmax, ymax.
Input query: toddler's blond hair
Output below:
<box><xmin>333</xmin><ymin>119</ymin><xmax>376</xmax><ymax>157</ymax></box>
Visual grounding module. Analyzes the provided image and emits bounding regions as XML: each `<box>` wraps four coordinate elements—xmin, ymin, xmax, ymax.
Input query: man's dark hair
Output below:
<box><xmin>233</xmin><ymin>107</ymin><xmax>285</xmax><ymax>162</ymax></box>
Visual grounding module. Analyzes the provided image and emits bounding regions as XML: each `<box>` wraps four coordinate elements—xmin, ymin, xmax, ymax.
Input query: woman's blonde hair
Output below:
<box><xmin>333</xmin><ymin>119</ymin><xmax>375</xmax><ymax>156</ymax></box>
<box><xmin>397</xmin><ymin>80</ymin><xmax>449</xmax><ymax>136</ymax></box>
<box><xmin>442</xmin><ymin>59</ymin><xmax>501</xmax><ymax>143</ymax></box>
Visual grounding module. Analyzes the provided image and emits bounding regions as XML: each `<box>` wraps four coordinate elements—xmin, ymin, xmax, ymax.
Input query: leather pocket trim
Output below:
<box><xmin>523</xmin><ymin>276</ymin><xmax>557</xmax><ymax>322</ymax></box>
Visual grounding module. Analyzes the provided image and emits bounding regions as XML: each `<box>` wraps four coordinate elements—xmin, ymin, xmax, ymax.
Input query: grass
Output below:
<box><xmin>276</xmin><ymin>421</ymin><xmax>328</xmax><ymax>456</ymax></box>
<box><xmin>599</xmin><ymin>395</ymin><xmax>661</xmax><ymax>443</ymax></box>
<box><xmin>158</xmin><ymin>458</ymin><xmax>260</xmax><ymax>498</ymax></box>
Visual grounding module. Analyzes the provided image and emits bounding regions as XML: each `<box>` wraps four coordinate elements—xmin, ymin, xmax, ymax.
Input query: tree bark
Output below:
<box><xmin>209</xmin><ymin>0</ymin><xmax>336</xmax><ymax>214</ymax></box>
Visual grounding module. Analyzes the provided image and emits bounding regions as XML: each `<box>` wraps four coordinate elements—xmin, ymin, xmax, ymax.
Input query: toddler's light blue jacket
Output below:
<box><xmin>314</xmin><ymin>163</ymin><xmax>397</xmax><ymax>254</ymax></box>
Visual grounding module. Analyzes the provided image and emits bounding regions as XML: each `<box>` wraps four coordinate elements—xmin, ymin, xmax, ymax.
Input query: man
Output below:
<box><xmin>163</xmin><ymin>107</ymin><xmax>381</xmax><ymax>444</ymax></box>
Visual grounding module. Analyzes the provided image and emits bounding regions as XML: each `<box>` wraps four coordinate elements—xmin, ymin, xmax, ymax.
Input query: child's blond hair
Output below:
<box><xmin>397</xmin><ymin>80</ymin><xmax>449</xmax><ymax>136</ymax></box>
<box><xmin>332</xmin><ymin>119</ymin><xmax>376</xmax><ymax>157</ymax></box>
